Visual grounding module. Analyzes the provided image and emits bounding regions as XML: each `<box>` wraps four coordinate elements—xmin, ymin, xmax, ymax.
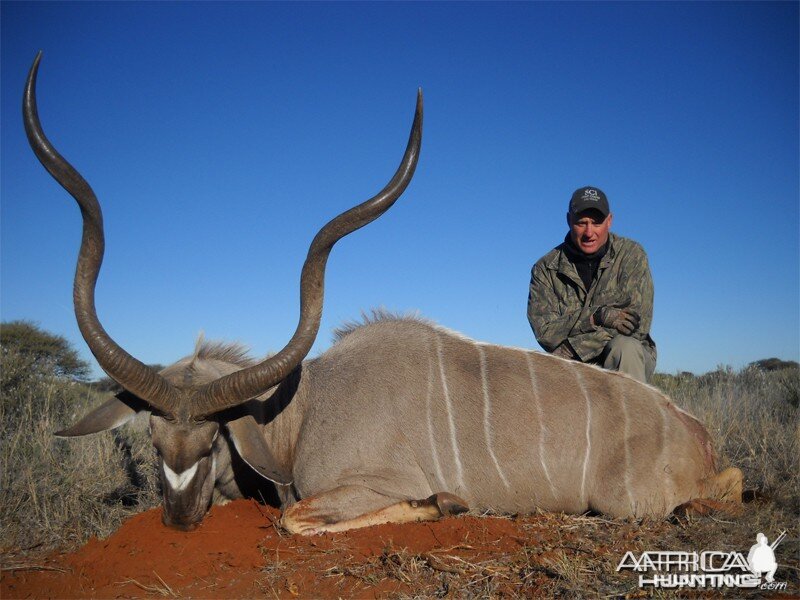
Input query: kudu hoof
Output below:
<box><xmin>430</xmin><ymin>492</ymin><xmax>469</xmax><ymax>516</ymax></box>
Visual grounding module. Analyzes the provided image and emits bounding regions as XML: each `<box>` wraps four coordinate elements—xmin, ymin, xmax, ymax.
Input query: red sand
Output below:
<box><xmin>2</xmin><ymin>500</ymin><xmax>569</xmax><ymax>598</ymax></box>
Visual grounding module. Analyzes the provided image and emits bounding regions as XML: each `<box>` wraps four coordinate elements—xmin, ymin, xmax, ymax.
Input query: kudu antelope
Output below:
<box><xmin>24</xmin><ymin>53</ymin><xmax>742</xmax><ymax>533</ymax></box>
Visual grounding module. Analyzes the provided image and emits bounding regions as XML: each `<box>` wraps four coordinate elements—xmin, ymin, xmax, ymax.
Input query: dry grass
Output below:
<box><xmin>250</xmin><ymin>509</ymin><xmax>797</xmax><ymax>598</ymax></box>
<box><xmin>0</xmin><ymin>346</ymin><xmax>160</xmax><ymax>556</ymax></box>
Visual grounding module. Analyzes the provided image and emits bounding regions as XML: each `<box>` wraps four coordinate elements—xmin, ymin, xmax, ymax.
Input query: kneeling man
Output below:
<box><xmin>527</xmin><ymin>186</ymin><xmax>656</xmax><ymax>383</ymax></box>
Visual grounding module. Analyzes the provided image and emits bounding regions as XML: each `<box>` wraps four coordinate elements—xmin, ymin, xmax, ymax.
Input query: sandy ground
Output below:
<box><xmin>2</xmin><ymin>498</ymin><xmax>635</xmax><ymax>598</ymax></box>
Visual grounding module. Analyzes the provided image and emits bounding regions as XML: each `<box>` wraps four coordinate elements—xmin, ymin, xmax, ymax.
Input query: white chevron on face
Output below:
<box><xmin>163</xmin><ymin>461</ymin><xmax>199</xmax><ymax>492</ymax></box>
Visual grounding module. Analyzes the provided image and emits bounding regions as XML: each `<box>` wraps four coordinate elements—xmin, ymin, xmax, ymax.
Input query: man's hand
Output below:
<box><xmin>593</xmin><ymin>304</ymin><xmax>640</xmax><ymax>335</ymax></box>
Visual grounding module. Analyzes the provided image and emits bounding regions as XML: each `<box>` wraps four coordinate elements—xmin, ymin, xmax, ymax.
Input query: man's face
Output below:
<box><xmin>568</xmin><ymin>209</ymin><xmax>612</xmax><ymax>255</ymax></box>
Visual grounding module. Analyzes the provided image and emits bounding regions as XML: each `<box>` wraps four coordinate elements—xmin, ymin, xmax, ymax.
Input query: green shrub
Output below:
<box><xmin>1</xmin><ymin>320</ymin><xmax>90</xmax><ymax>381</ymax></box>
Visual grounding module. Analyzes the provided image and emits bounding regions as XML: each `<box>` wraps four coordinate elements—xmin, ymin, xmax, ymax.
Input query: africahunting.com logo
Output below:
<box><xmin>616</xmin><ymin>531</ymin><xmax>788</xmax><ymax>591</ymax></box>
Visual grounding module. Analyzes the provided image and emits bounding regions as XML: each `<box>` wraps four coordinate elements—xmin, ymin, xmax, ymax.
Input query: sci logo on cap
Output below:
<box><xmin>582</xmin><ymin>189</ymin><xmax>601</xmax><ymax>201</ymax></box>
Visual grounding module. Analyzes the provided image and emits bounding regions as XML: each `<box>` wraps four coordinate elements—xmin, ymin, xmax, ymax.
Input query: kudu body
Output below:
<box><xmin>24</xmin><ymin>54</ymin><xmax>742</xmax><ymax>533</ymax></box>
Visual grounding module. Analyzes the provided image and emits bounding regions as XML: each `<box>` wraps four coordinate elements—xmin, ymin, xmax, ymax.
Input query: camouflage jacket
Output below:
<box><xmin>527</xmin><ymin>233</ymin><xmax>656</xmax><ymax>363</ymax></box>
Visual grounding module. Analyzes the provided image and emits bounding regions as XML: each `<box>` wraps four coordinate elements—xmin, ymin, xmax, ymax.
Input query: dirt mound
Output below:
<box><xmin>2</xmin><ymin>499</ymin><xmax>655</xmax><ymax>598</ymax></box>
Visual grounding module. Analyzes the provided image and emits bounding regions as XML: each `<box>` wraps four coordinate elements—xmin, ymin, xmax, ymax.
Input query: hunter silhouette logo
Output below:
<box><xmin>748</xmin><ymin>531</ymin><xmax>785</xmax><ymax>583</ymax></box>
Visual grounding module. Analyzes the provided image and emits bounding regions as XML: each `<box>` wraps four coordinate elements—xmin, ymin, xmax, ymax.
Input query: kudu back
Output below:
<box><xmin>24</xmin><ymin>54</ymin><xmax>742</xmax><ymax>533</ymax></box>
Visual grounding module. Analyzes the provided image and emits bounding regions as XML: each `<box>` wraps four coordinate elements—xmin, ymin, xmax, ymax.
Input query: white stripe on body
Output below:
<box><xmin>425</xmin><ymin>341</ymin><xmax>446</xmax><ymax>488</ymax></box>
<box><xmin>435</xmin><ymin>333</ymin><xmax>466</xmax><ymax>493</ymax></box>
<box><xmin>477</xmin><ymin>345</ymin><xmax>510</xmax><ymax>489</ymax></box>
<box><xmin>573</xmin><ymin>365</ymin><xmax>592</xmax><ymax>507</ymax></box>
<box><xmin>525</xmin><ymin>353</ymin><xmax>557</xmax><ymax>502</ymax></box>
<box><xmin>622</xmin><ymin>393</ymin><xmax>636</xmax><ymax>514</ymax></box>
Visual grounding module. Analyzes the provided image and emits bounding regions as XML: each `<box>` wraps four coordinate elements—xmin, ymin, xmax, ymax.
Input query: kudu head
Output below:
<box><xmin>23</xmin><ymin>52</ymin><xmax>422</xmax><ymax>530</ymax></box>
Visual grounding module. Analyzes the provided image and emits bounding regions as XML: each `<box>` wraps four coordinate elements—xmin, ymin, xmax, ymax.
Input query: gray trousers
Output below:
<box><xmin>593</xmin><ymin>336</ymin><xmax>656</xmax><ymax>384</ymax></box>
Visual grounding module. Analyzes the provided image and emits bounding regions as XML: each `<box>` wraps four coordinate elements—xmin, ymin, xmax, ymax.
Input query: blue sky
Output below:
<box><xmin>2</xmin><ymin>1</ymin><xmax>798</xmax><ymax>377</ymax></box>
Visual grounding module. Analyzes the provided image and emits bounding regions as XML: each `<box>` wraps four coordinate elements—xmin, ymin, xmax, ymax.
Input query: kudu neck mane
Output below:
<box><xmin>158</xmin><ymin>340</ymin><xmax>257</xmax><ymax>390</ymax></box>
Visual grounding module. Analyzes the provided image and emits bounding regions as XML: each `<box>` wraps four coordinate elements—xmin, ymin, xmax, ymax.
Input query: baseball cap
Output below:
<box><xmin>569</xmin><ymin>186</ymin><xmax>610</xmax><ymax>217</ymax></box>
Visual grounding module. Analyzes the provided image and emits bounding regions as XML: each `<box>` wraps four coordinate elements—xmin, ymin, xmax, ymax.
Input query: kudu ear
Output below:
<box><xmin>55</xmin><ymin>392</ymin><xmax>148</xmax><ymax>437</ymax></box>
<box><xmin>225</xmin><ymin>415</ymin><xmax>293</xmax><ymax>486</ymax></box>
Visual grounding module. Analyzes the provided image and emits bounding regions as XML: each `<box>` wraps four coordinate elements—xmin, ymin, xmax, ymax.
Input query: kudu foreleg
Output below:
<box><xmin>280</xmin><ymin>486</ymin><xmax>468</xmax><ymax>536</ymax></box>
